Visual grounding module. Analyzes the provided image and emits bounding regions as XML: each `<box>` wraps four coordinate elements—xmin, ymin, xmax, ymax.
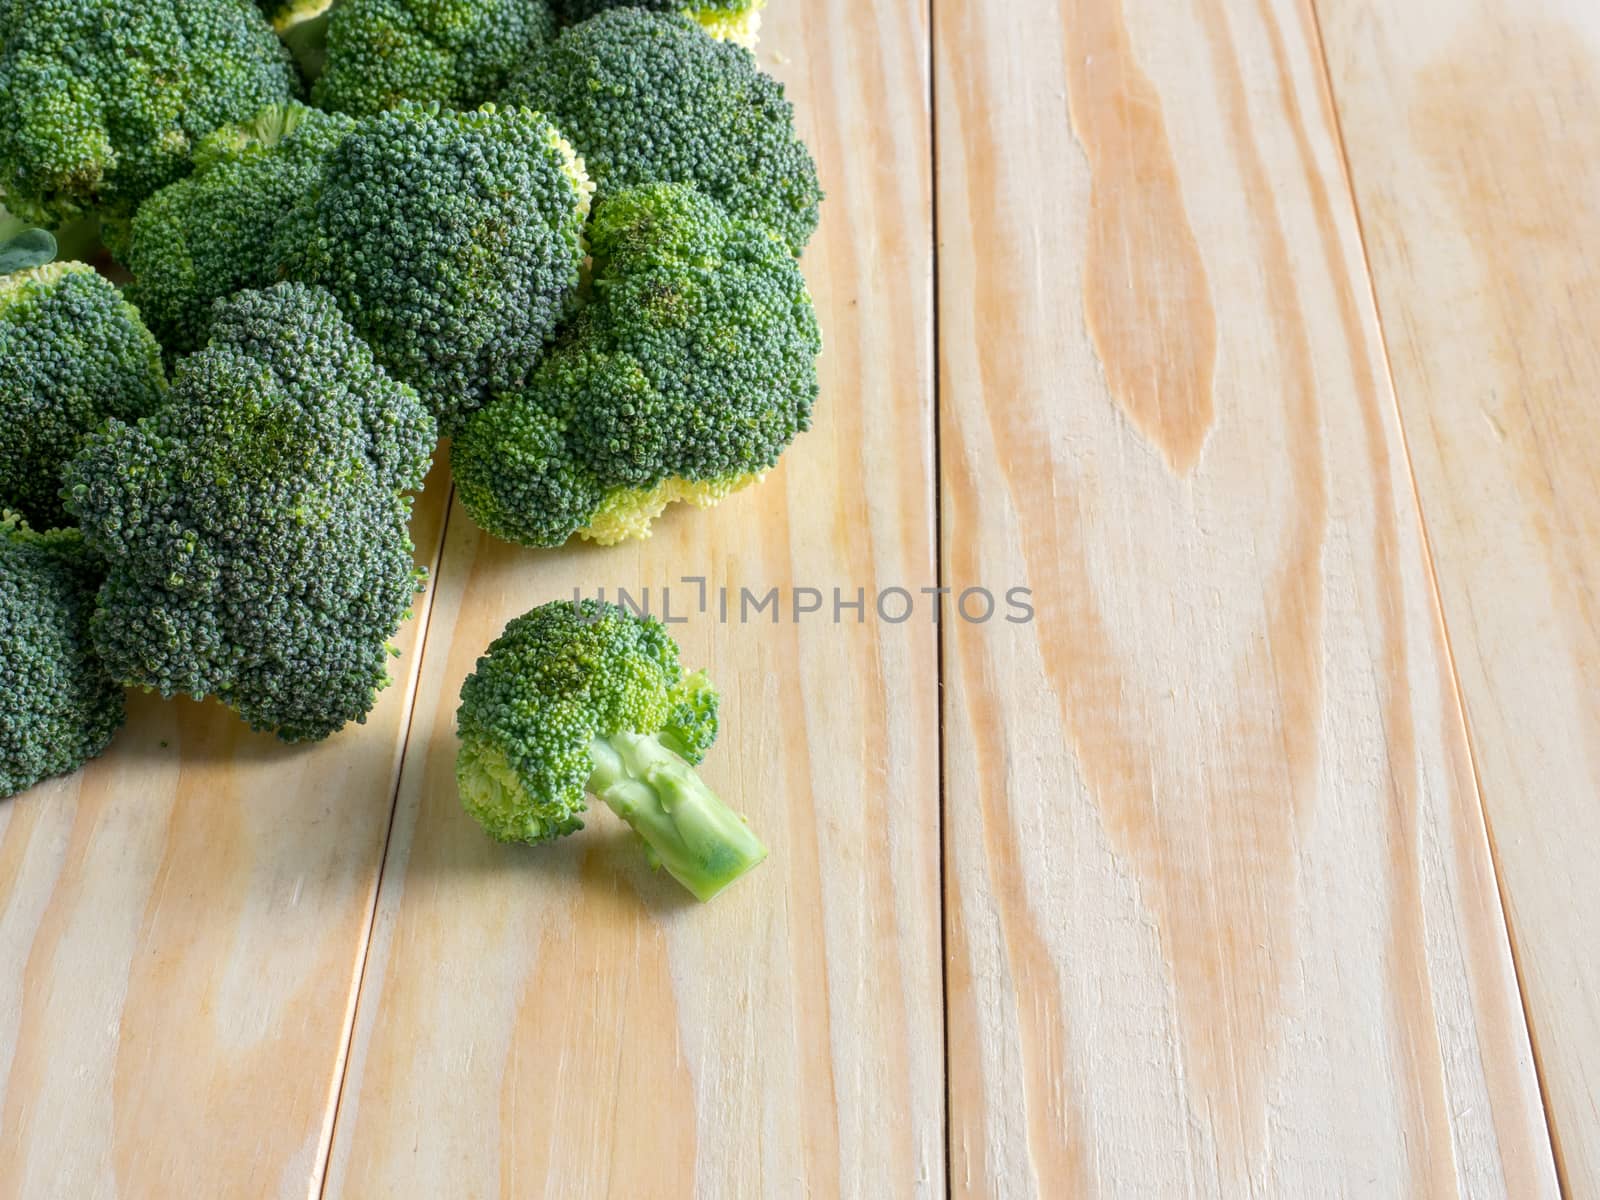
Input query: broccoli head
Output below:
<box><xmin>0</xmin><ymin>257</ymin><xmax>167</xmax><ymax>529</ymax></box>
<box><xmin>1</xmin><ymin>516</ymin><xmax>126</xmax><ymax>798</ymax></box>
<box><xmin>63</xmin><ymin>283</ymin><xmax>436</xmax><ymax>742</ymax></box>
<box><xmin>126</xmin><ymin>103</ymin><xmax>358</xmax><ymax>357</ymax></box>
<box><xmin>555</xmin><ymin>0</ymin><xmax>766</xmax><ymax>47</ymax></box>
<box><xmin>500</xmin><ymin>8</ymin><xmax>820</xmax><ymax>254</ymax></box>
<box><xmin>456</xmin><ymin>599</ymin><xmax>766</xmax><ymax>901</ymax></box>
<box><xmin>454</xmin><ymin>183</ymin><xmax>819</xmax><ymax>547</ymax></box>
<box><xmin>314</xmin><ymin>0</ymin><xmax>558</xmax><ymax>117</ymax></box>
<box><xmin>0</xmin><ymin>0</ymin><xmax>298</xmax><ymax>230</ymax></box>
<box><xmin>280</xmin><ymin>102</ymin><xmax>592</xmax><ymax>433</ymax></box>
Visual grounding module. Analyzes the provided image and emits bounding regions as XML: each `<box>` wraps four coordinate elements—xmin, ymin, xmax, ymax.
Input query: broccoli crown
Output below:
<box><xmin>63</xmin><ymin>283</ymin><xmax>437</xmax><ymax>742</ymax></box>
<box><xmin>456</xmin><ymin>599</ymin><xmax>718</xmax><ymax>844</ymax></box>
<box><xmin>555</xmin><ymin>0</ymin><xmax>765</xmax><ymax>47</ymax></box>
<box><xmin>126</xmin><ymin>103</ymin><xmax>358</xmax><ymax>356</ymax></box>
<box><xmin>0</xmin><ymin>0</ymin><xmax>298</xmax><ymax>227</ymax></box>
<box><xmin>453</xmin><ymin>182</ymin><xmax>819</xmax><ymax>547</ymax></box>
<box><xmin>279</xmin><ymin>102</ymin><xmax>591</xmax><ymax>434</ymax></box>
<box><xmin>0</xmin><ymin>261</ymin><xmax>167</xmax><ymax>529</ymax></box>
<box><xmin>315</xmin><ymin>0</ymin><xmax>558</xmax><ymax>117</ymax></box>
<box><xmin>0</xmin><ymin>516</ymin><xmax>126</xmax><ymax>798</ymax></box>
<box><xmin>500</xmin><ymin>8</ymin><xmax>819</xmax><ymax>254</ymax></box>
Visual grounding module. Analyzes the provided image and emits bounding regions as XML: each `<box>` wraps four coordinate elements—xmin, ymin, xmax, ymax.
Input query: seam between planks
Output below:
<box><xmin>1299</xmin><ymin>1</ymin><xmax>1565</xmax><ymax>1189</ymax></box>
<box><xmin>309</xmin><ymin>484</ymin><xmax>459</xmax><ymax>1200</ymax></box>
<box><xmin>927</xmin><ymin>0</ymin><xmax>953</xmax><ymax>1196</ymax></box>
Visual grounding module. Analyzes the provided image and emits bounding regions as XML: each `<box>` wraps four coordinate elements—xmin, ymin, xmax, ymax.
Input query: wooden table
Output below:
<box><xmin>2</xmin><ymin>0</ymin><xmax>1596</xmax><ymax>1195</ymax></box>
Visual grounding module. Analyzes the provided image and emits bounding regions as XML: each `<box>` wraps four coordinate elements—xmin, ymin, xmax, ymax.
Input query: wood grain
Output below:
<box><xmin>0</xmin><ymin>460</ymin><xmax>452</xmax><ymax>1200</ymax></box>
<box><xmin>319</xmin><ymin>1</ymin><xmax>944</xmax><ymax>1195</ymax></box>
<box><xmin>935</xmin><ymin>0</ymin><xmax>1559</xmax><ymax>1192</ymax></box>
<box><xmin>1313</xmin><ymin>0</ymin><xmax>1600</xmax><ymax>1191</ymax></box>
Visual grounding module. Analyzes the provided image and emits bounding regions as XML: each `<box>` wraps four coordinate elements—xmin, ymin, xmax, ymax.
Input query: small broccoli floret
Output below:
<box><xmin>63</xmin><ymin>283</ymin><xmax>436</xmax><ymax>742</ymax></box>
<box><xmin>501</xmin><ymin>8</ymin><xmax>820</xmax><ymax>254</ymax></box>
<box><xmin>279</xmin><ymin>102</ymin><xmax>591</xmax><ymax>433</ymax></box>
<box><xmin>456</xmin><ymin>599</ymin><xmax>766</xmax><ymax>901</ymax></box>
<box><xmin>1</xmin><ymin>516</ymin><xmax>126</xmax><ymax>798</ymax></box>
<box><xmin>313</xmin><ymin>0</ymin><xmax>558</xmax><ymax>117</ymax></box>
<box><xmin>0</xmin><ymin>0</ymin><xmax>298</xmax><ymax>230</ymax></box>
<box><xmin>0</xmin><ymin>258</ymin><xmax>167</xmax><ymax>529</ymax></box>
<box><xmin>126</xmin><ymin>103</ymin><xmax>358</xmax><ymax>356</ymax></box>
<box><xmin>454</xmin><ymin>182</ymin><xmax>819</xmax><ymax>547</ymax></box>
<box><xmin>555</xmin><ymin>0</ymin><xmax>766</xmax><ymax>47</ymax></box>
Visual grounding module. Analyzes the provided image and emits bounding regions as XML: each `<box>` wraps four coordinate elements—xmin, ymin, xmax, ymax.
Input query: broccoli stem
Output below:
<box><xmin>279</xmin><ymin>4</ymin><xmax>337</xmax><ymax>82</ymax></box>
<box><xmin>588</xmin><ymin>732</ymin><xmax>767</xmax><ymax>902</ymax></box>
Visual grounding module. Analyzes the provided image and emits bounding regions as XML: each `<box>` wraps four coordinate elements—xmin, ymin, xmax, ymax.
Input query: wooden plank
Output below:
<box><xmin>1312</xmin><ymin>0</ymin><xmax>1600</xmax><ymax>1190</ymax></box>
<box><xmin>934</xmin><ymin>0</ymin><xmax>1559</xmax><ymax>1193</ymax></box>
<box><xmin>0</xmin><ymin>460</ymin><xmax>452</xmax><ymax>1200</ymax></box>
<box><xmin>319</xmin><ymin>1</ymin><xmax>943</xmax><ymax>1195</ymax></box>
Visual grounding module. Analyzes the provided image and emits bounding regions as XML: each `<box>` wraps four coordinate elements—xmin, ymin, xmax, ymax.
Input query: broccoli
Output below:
<box><xmin>63</xmin><ymin>283</ymin><xmax>436</xmax><ymax>743</ymax></box>
<box><xmin>555</xmin><ymin>0</ymin><xmax>766</xmax><ymax>47</ymax></box>
<box><xmin>0</xmin><ymin>0</ymin><xmax>298</xmax><ymax>233</ymax></box>
<box><xmin>500</xmin><ymin>8</ymin><xmax>820</xmax><ymax>255</ymax></box>
<box><xmin>0</xmin><ymin>242</ymin><xmax>167</xmax><ymax>529</ymax></box>
<box><xmin>456</xmin><ymin>600</ymin><xmax>767</xmax><ymax>901</ymax></box>
<box><xmin>313</xmin><ymin>0</ymin><xmax>558</xmax><ymax>117</ymax></box>
<box><xmin>278</xmin><ymin>102</ymin><xmax>592</xmax><ymax>434</ymax></box>
<box><xmin>126</xmin><ymin>103</ymin><xmax>358</xmax><ymax>356</ymax></box>
<box><xmin>454</xmin><ymin>183</ymin><xmax>819</xmax><ymax>547</ymax></box>
<box><xmin>1</xmin><ymin>515</ymin><xmax>126</xmax><ymax>798</ymax></box>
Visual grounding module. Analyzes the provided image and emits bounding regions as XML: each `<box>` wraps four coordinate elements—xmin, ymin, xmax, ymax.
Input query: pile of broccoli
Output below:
<box><xmin>0</xmin><ymin>0</ymin><xmax>821</xmax><ymax>900</ymax></box>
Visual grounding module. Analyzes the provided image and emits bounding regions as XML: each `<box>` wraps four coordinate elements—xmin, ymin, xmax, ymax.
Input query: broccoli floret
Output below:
<box><xmin>556</xmin><ymin>0</ymin><xmax>766</xmax><ymax>47</ymax></box>
<box><xmin>501</xmin><ymin>8</ymin><xmax>820</xmax><ymax>254</ymax></box>
<box><xmin>279</xmin><ymin>102</ymin><xmax>591</xmax><ymax>434</ymax></box>
<box><xmin>63</xmin><ymin>283</ymin><xmax>436</xmax><ymax>743</ymax></box>
<box><xmin>313</xmin><ymin>0</ymin><xmax>558</xmax><ymax>117</ymax></box>
<box><xmin>0</xmin><ymin>0</ymin><xmax>298</xmax><ymax>231</ymax></box>
<box><xmin>126</xmin><ymin>103</ymin><xmax>358</xmax><ymax>356</ymax></box>
<box><xmin>1</xmin><ymin>515</ymin><xmax>126</xmax><ymax>798</ymax></box>
<box><xmin>456</xmin><ymin>599</ymin><xmax>766</xmax><ymax>901</ymax></box>
<box><xmin>454</xmin><ymin>183</ymin><xmax>819</xmax><ymax>547</ymax></box>
<box><xmin>0</xmin><ymin>257</ymin><xmax>167</xmax><ymax>529</ymax></box>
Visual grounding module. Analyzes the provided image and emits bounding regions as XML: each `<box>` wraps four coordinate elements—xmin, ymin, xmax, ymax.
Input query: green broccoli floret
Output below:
<box><xmin>557</xmin><ymin>0</ymin><xmax>766</xmax><ymax>48</ymax></box>
<box><xmin>1</xmin><ymin>515</ymin><xmax>126</xmax><ymax>798</ymax></box>
<box><xmin>500</xmin><ymin>8</ymin><xmax>820</xmax><ymax>255</ymax></box>
<box><xmin>63</xmin><ymin>283</ymin><xmax>436</xmax><ymax>743</ymax></box>
<box><xmin>278</xmin><ymin>102</ymin><xmax>591</xmax><ymax>434</ymax></box>
<box><xmin>313</xmin><ymin>0</ymin><xmax>558</xmax><ymax>117</ymax></box>
<box><xmin>456</xmin><ymin>599</ymin><xmax>766</xmax><ymax>901</ymax></box>
<box><xmin>0</xmin><ymin>254</ymin><xmax>167</xmax><ymax>529</ymax></box>
<box><xmin>0</xmin><ymin>0</ymin><xmax>298</xmax><ymax>231</ymax></box>
<box><xmin>126</xmin><ymin>103</ymin><xmax>358</xmax><ymax>356</ymax></box>
<box><xmin>454</xmin><ymin>183</ymin><xmax>819</xmax><ymax>547</ymax></box>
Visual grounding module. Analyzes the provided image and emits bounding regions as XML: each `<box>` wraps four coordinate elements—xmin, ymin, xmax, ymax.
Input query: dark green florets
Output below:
<box><xmin>279</xmin><ymin>102</ymin><xmax>591</xmax><ymax>433</ymax></box>
<box><xmin>126</xmin><ymin>103</ymin><xmax>358</xmax><ymax>356</ymax></box>
<box><xmin>500</xmin><ymin>8</ymin><xmax>820</xmax><ymax>254</ymax></box>
<box><xmin>0</xmin><ymin>261</ymin><xmax>167</xmax><ymax>529</ymax></box>
<box><xmin>456</xmin><ymin>599</ymin><xmax>715</xmax><ymax>844</ymax></box>
<box><xmin>63</xmin><ymin>283</ymin><xmax>437</xmax><ymax>742</ymax></box>
<box><xmin>0</xmin><ymin>516</ymin><xmax>126</xmax><ymax>798</ymax></box>
<box><xmin>0</xmin><ymin>0</ymin><xmax>298</xmax><ymax>229</ymax></box>
<box><xmin>454</xmin><ymin>182</ymin><xmax>819</xmax><ymax>547</ymax></box>
<box><xmin>315</xmin><ymin>0</ymin><xmax>558</xmax><ymax>117</ymax></box>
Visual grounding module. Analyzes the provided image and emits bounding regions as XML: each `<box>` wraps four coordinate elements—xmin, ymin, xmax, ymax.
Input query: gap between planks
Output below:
<box><xmin>311</xmin><ymin>485</ymin><xmax>459</xmax><ymax>1200</ymax></box>
<box><xmin>1299</xmin><ymin>0</ymin><xmax>1564</xmax><ymax>1182</ymax></box>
